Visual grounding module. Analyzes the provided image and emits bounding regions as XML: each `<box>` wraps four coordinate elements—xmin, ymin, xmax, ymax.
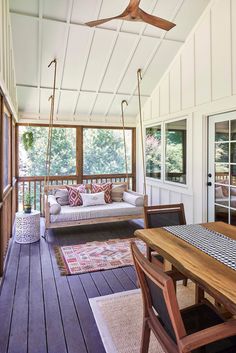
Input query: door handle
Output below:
<box><xmin>207</xmin><ymin>182</ymin><xmax>212</xmax><ymax>186</ymax></box>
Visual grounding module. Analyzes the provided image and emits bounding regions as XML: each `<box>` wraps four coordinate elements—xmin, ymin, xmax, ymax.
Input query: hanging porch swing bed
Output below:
<box><xmin>44</xmin><ymin>182</ymin><xmax>147</xmax><ymax>230</ymax></box>
<box><xmin>43</xmin><ymin>61</ymin><xmax>147</xmax><ymax>231</ymax></box>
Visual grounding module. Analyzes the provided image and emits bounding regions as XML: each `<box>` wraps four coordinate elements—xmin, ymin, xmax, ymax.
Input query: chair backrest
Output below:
<box><xmin>144</xmin><ymin>203</ymin><xmax>186</xmax><ymax>229</ymax></box>
<box><xmin>131</xmin><ymin>241</ymin><xmax>186</xmax><ymax>351</ymax></box>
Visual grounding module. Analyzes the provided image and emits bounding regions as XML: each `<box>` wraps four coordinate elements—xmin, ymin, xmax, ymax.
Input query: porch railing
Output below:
<box><xmin>17</xmin><ymin>173</ymin><xmax>135</xmax><ymax>214</ymax></box>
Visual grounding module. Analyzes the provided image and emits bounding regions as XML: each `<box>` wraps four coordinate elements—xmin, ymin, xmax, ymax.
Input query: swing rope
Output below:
<box><xmin>137</xmin><ymin>68</ymin><xmax>147</xmax><ymax>195</ymax></box>
<box><xmin>121</xmin><ymin>100</ymin><xmax>129</xmax><ymax>187</ymax></box>
<box><xmin>44</xmin><ymin>59</ymin><xmax>57</xmax><ymax>196</ymax></box>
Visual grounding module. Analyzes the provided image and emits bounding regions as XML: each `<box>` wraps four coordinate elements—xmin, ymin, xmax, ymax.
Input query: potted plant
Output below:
<box><xmin>22</xmin><ymin>131</ymin><xmax>34</xmax><ymax>151</ymax></box>
<box><xmin>24</xmin><ymin>192</ymin><xmax>33</xmax><ymax>214</ymax></box>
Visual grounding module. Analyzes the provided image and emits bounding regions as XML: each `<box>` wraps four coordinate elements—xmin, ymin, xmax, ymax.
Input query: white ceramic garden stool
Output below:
<box><xmin>15</xmin><ymin>210</ymin><xmax>40</xmax><ymax>244</ymax></box>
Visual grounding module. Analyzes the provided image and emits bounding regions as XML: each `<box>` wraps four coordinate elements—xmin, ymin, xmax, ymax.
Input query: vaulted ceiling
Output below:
<box><xmin>10</xmin><ymin>0</ymin><xmax>210</xmax><ymax>125</ymax></box>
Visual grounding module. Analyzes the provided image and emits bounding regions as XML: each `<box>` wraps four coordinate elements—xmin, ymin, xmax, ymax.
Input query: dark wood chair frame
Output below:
<box><xmin>144</xmin><ymin>203</ymin><xmax>186</xmax><ymax>230</ymax></box>
<box><xmin>131</xmin><ymin>241</ymin><xmax>236</xmax><ymax>353</ymax></box>
<box><xmin>144</xmin><ymin>203</ymin><xmax>187</xmax><ymax>286</ymax></box>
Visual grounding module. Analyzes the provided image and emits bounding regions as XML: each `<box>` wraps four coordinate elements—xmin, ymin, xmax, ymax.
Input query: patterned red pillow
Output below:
<box><xmin>92</xmin><ymin>183</ymin><xmax>112</xmax><ymax>203</ymax></box>
<box><xmin>66</xmin><ymin>185</ymin><xmax>86</xmax><ymax>206</ymax></box>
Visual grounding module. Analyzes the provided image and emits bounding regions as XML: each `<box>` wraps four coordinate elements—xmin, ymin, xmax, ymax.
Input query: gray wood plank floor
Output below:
<box><xmin>0</xmin><ymin>221</ymin><xmax>142</xmax><ymax>353</ymax></box>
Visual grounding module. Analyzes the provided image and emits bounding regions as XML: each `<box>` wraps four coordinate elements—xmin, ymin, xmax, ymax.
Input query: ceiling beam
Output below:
<box><xmin>18</xmin><ymin>112</ymin><xmax>137</xmax><ymax>126</ymax></box>
<box><xmin>16</xmin><ymin>83</ymin><xmax>150</xmax><ymax>98</ymax></box>
<box><xmin>9</xmin><ymin>10</ymin><xmax>185</xmax><ymax>44</ymax></box>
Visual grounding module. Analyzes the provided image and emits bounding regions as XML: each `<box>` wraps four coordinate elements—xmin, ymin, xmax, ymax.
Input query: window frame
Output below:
<box><xmin>164</xmin><ymin>117</ymin><xmax>187</xmax><ymax>186</ymax></box>
<box><xmin>16</xmin><ymin>123</ymin><xmax>136</xmax><ymax>187</ymax></box>
<box><xmin>145</xmin><ymin>122</ymin><xmax>163</xmax><ymax>181</ymax></box>
<box><xmin>82</xmin><ymin>126</ymin><xmax>134</xmax><ymax>177</ymax></box>
<box><xmin>2</xmin><ymin>104</ymin><xmax>11</xmax><ymax>193</ymax></box>
<box><xmin>145</xmin><ymin>115</ymin><xmax>190</xmax><ymax>188</ymax></box>
<box><xmin>18</xmin><ymin>125</ymin><xmax>77</xmax><ymax>178</ymax></box>
<box><xmin>0</xmin><ymin>92</ymin><xmax>16</xmax><ymax>277</ymax></box>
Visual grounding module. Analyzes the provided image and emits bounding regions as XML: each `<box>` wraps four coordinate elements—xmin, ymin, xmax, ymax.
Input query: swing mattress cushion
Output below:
<box><xmin>50</xmin><ymin>201</ymin><xmax>143</xmax><ymax>223</ymax></box>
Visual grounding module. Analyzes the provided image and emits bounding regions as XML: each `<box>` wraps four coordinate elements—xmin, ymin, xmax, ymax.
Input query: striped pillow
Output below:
<box><xmin>92</xmin><ymin>183</ymin><xmax>112</xmax><ymax>203</ymax></box>
<box><xmin>66</xmin><ymin>185</ymin><xmax>86</xmax><ymax>206</ymax></box>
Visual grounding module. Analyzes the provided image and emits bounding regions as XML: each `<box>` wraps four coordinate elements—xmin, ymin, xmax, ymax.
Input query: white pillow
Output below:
<box><xmin>81</xmin><ymin>192</ymin><xmax>106</xmax><ymax>207</ymax></box>
<box><xmin>48</xmin><ymin>195</ymin><xmax>61</xmax><ymax>215</ymax></box>
<box><xmin>123</xmin><ymin>191</ymin><xmax>144</xmax><ymax>207</ymax></box>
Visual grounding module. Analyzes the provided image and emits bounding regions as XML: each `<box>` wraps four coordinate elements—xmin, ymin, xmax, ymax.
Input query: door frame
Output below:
<box><xmin>207</xmin><ymin>110</ymin><xmax>236</xmax><ymax>223</ymax></box>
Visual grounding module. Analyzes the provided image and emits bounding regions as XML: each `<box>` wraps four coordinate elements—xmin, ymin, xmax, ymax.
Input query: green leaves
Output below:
<box><xmin>19</xmin><ymin>126</ymin><xmax>76</xmax><ymax>177</ymax></box>
<box><xmin>24</xmin><ymin>191</ymin><xmax>33</xmax><ymax>206</ymax></box>
<box><xmin>83</xmin><ymin>128</ymin><xmax>132</xmax><ymax>175</ymax></box>
<box><xmin>22</xmin><ymin>131</ymin><xmax>34</xmax><ymax>151</ymax></box>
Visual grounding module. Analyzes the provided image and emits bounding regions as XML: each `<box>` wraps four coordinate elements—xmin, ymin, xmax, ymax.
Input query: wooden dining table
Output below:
<box><xmin>134</xmin><ymin>221</ymin><xmax>236</xmax><ymax>314</ymax></box>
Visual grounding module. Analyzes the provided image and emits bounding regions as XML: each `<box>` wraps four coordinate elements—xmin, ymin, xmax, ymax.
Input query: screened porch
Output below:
<box><xmin>1</xmin><ymin>0</ymin><xmax>236</xmax><ymax>353</ymax></box>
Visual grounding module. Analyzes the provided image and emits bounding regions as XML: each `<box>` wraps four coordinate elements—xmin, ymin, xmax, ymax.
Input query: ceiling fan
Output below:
<box><xmin>85</xmin><ymin>0</ymin><xmax>176</xmax><ymax>31</ymax></box>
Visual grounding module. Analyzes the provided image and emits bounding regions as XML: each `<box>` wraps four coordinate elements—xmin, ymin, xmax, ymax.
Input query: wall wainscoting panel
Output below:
<box><xmin>137</xmin><ymin>0</ymin><xmax>236</xmax><ymax>224</ymax></box>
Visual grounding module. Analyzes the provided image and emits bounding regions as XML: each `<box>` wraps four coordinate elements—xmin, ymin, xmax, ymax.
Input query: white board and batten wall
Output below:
<box><xmin>0</xmin><ymin>0</ymin><xmax>17</xmax><ymax>117</ymax></box>
<box><xmin>136</xmin><ymin>0</ymin><xmax>236</xmax><ymax>224</ymax></box>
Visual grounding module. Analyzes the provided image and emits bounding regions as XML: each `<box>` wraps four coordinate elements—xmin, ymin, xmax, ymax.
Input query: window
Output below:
<box><xmin>83</xmin><ymin>128</ymin><xmax>132</xmax><ymax>175</ymax></box>
<box><xmin>145</xmin><ymin>125</ymin><xmax>161</xmax><ymax>179</ymax></box>
<box><xmin>165</xmin><ymin>119</ymin><xmax>187</xmax><ymax>184</ymax></box>
<box><xmin>19</xmin><ymin>126</ymin><xmax>76</xmax><ymax>176</ymax></box>
<box><xmin>145</xmin><ymin>118</ymin><xmax>188</xmax><ymax>185</ymax></box>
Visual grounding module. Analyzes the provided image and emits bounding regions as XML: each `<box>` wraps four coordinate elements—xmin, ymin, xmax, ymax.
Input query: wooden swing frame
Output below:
<box><xmin>44</xmin><ymin>182</ymin><xmax>148</xmax><ymax>230</ymax></box>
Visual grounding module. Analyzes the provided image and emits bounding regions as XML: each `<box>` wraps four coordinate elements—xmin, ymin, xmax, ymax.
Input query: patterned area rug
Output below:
<box><xmin>54</xmin><ymin>238</ymin><xmax>146</xmax><ymax>275</ymax></box>
<box><xmin>89</xmin><ymin>284</ymin><xmax>196</xmax><ymax>353</ymax></box>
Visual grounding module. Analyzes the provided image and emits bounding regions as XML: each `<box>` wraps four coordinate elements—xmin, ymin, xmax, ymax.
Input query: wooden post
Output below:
<box><xmin>15</xmin><ymin>124</ymin><xmax>19</xmax><ymax>211</ymax></box>
<box><xmin>0</xmin><ymin>94</ymin><xmax>3</xmax><ymax>276</ymax></box>
<box><xmin>0</xmin><ymin>94</ymin><xmax>3</xmax><ymax>204</ymax></box>
<box><xmin>76</xmin><ymin>126</ymin><xmax>83</xmax><ymax>184</ymax></box>
<box><xmin>132</xmin><ymin>127</ymin><xmax>136</xmax><ymax>191</ymax></box>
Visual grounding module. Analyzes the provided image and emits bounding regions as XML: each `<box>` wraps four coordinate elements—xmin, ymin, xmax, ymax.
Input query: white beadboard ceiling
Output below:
<box><xmin>10</xmin><ymin>0</ymin><xmax>210</xmax><ymax>125</ymax></box>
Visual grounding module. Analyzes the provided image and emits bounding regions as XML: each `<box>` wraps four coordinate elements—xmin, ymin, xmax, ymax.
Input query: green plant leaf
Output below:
<box><xmin>22</xmin><ymin>131</ymin><xmax>34</xmax><ymax>151</ymax></box>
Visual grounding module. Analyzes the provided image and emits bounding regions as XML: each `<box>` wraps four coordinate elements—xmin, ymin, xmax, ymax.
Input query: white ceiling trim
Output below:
<box><xmin>18</xmin><ymin>112</ymin><xmax>137</xmax><ymax>127</ymax></box>
<box><xmin>16</xmin><ymin>83</ymin><xmax>150</xmax><ymax>98</ymax></box>
<box><xmin>9</xmin><ymin>10</ymin><xmax>185</xmax><ymax>44</ymax></box>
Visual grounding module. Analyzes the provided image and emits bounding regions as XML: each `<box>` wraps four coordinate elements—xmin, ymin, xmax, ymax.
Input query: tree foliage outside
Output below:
<box><xmin>165</xmin><ymin>119</ymin><xmax>187</xmax><ymax>184</ymax></box>
<box><xmin>83</xmin><ymin>128</ymin><xmax>132</xmax><ymax>175</ymax></box>
<box><xmin>145</xmin><ymin>126</ymin><xmax>161</xmax><ymax>179</ymax></box>
<box><xmin>19</xmin><ymin>126</ymin><xmax>76</xmax><ymax>176</ymax></box>
<box><xmin>18</xmin><ymin>126</ymin><xmax>133</xmax><ymax>211</ymax></box>
<box><xmin>165</xmin><ymin>131</ymin><xmax>184</xmax><ymax>173</ymax></box>
<box><xmin>215</xmin><ymin>143</ymin><xmax>229</xmax><ymax>163</ymax></box>
<box><xmin>145</xmin><ymin>119</ymin><xmax>187</xmax><ymax>184</ymax></box>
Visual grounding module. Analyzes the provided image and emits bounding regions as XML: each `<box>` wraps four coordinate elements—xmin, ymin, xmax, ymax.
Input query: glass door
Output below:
<box><xmin>208</xmin><ymin>111</ymin><xmax>236</xmax><ymax>224</ymax></box>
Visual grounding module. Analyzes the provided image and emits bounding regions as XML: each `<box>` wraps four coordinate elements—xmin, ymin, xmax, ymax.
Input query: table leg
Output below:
<box><xmin>164</xmin><ymin>259</ymin><xmax>172</xmax><ymax>272</ymax></box>
<box><xmin>195</xmin><ymin>284</ymin><xmax>204</xmax><ymax>303</ymax></box>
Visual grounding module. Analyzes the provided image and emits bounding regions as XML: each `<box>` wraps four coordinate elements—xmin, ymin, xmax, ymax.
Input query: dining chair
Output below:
<box><xmin>144</xmin><ymin>203</ymin><xmax>187</xmax><ymax>286</ymax></box>
<box><xmin>131</xmin><ymin>241</ymin><xmax>236</xmax><ymax>353</ymax></box>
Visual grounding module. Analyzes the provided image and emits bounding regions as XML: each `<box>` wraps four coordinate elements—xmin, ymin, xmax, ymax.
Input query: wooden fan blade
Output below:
<box><xmin>128</xmin><ymin>0</ymin><xmax>141</xmax><ymax>9</ymax></box>
<box><xmin>85</xmin><ymin>14</ymin><xmax>124</xmax><ymax>27</ymax></box>
<box><xmin>139</xmin><ymin>9</ymin><xmax>176</xmax><ymax>31</ymax></box>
